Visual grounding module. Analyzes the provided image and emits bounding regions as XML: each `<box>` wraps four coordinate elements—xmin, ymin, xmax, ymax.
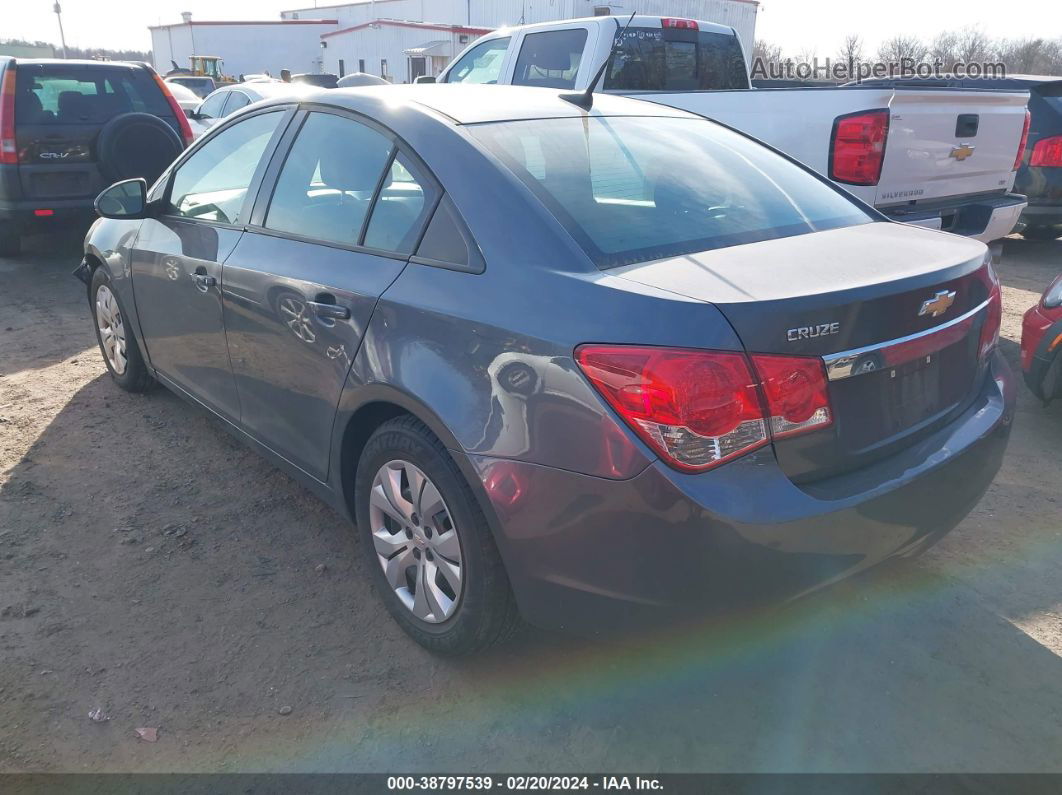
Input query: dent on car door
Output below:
<box><xmin>129</xmin><ymin>109</ymin><xmax>289</xmax><ymax>420</ymax></box>
<box><xmin>221</xmin><ymin>110</ymin><xmax>440</xmax><ymax>481</ymax></box>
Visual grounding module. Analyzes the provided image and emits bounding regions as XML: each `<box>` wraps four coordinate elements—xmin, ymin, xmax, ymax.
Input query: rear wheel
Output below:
<box><xmin>355</xmin><ymin>416</ymin><xmax>521</xmax><ymax>654</ymax></box>
<box><xmin>90</xmin><ymin>268</ymin><xmax>154</xmax><ymax>392</ymax></box>
<box><xmin>0</xmin><ymin>223</ymin><xmax>20</xmax><ymax>258</ymax></box>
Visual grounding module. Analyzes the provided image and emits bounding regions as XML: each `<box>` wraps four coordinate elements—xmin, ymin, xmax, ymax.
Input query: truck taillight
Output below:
<box><xmin>829</xmin><ymin>109</ymin><xmax>889</xmax><ymax>186</ymax></box>
<box><xmin>574</xmin><ymin>345</ymin><xmax>831</xmax><ymax>472</ymax></box>
<box><xmin>661</xmin><ymin>18</ymin><xmax>699</xmax><ymax>29</ymax></box>
<box><xmin>1014</xmin><ymin>110</ymin><xmax>1031</xmax><ymax>170</ymax></box>
<box><xmin>0</xmin><ymin>66</ymin><xmax>16</xmax><ymax>165</ymax></box>
<box><xmin>151</xmin><ymin>70</ymin><xmax>194</xmax><ymax>148</ymax></box>
<box><xmin>1030</xmin><ymin>135</ymin><xmax>1062</xmax><ymax>168</ymax></box>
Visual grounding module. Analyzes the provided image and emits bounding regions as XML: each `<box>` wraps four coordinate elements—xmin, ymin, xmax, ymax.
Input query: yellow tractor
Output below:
<box><xmin>188</xmin><ymin>55</ymin><xmax>235</xmax><ymax>84</ymax></box>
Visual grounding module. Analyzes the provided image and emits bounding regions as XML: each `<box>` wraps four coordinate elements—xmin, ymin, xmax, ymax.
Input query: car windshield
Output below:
<box><xmin>470</xmin><ymin>115</ymin><xmax>872</xmax><ymax>267</ymax></box>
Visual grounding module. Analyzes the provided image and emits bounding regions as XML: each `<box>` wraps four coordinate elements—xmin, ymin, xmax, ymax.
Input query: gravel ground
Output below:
<box><xmin>1</xmin><ymin>231</ymin><xmax>1060</xmax><ymax>773</ymax></box>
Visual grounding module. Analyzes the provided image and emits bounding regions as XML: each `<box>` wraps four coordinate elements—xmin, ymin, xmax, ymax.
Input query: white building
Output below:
<box><xmin>149</xmin><ymin>18</ymin><xmax>340</xmax><ymax>79</ymax></box>
<box><xmin>150</xmin><ymin>0</ymin><xmax>758</xmax><ymax>84</ymax></box>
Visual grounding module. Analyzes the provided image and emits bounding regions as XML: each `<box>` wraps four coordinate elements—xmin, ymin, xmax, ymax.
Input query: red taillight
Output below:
<box><xmin>750</xmin><ymin>354</ymin><xmax>833</xmax><ymax>440</ymax></box>
<box><xmin>0</xmin><ymin>66</ymin><xmax>16</xmax><ymax>165</ymax></box>
<box><xmin>1014</xmin><ymin>110</ymin><xmax>1031</xmax><ymax>170</ymax></box>
<box><xmin>1030</xmin><ymin>134</ymin><xmax>1062</xmax><ymax>168</ymax></box>
<box><xmin>829</xmin><ymin>109</ymin><xmax>889</xmax><ymax>186</ymax></box>
<box><xmin>33</xmin><ymin>208</ymin><xmax>54</xmax><ymax>217</ymax></box>
<box><xmin>574</xmin><ymin>345</ymin><xmax>832</xmax><ymax>472</ymax></box>
<box><xmin>979</xmin><ymin>261</ymin><xmax>1002</xmax><ymax>358</ymax></box>
<box><xmin>151</xmin><ymin>70</ymin><xmax>193</xmax><ymax>148</ymax></box>
<box><xmin>661</xmin><ymin>18</ymin><xmax>699</xmax><ymax>29</ymax></box>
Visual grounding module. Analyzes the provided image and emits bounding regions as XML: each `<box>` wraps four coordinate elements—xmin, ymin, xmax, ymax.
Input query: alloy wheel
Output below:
<box><xmin>368</xmin><ymin>459</ymin><xmax>464</xmax><ymax>623</ymax></box>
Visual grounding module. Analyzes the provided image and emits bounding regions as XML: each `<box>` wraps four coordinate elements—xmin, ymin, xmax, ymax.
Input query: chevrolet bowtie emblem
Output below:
<box><xmin>950</xmin><ymin>144</ymin><xmax>975</xmax><ymax>161</ymax></box>
<box><xmin>919</xmin><ymin>290</ymin><xmax>957</xmax><ymax>318</ymax></box>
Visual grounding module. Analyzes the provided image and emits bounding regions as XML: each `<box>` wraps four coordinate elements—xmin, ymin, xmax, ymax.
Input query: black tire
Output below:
<box><xmin>90</xmin><ymin>267</ymin><xmax>154</xmax><ymax>392</ymax></box>
<box><xmin>1022</xmin><ymin>225</ymin><xmax>1061</xmax><ymax>241</ymax></box>
<box><xmin>97</xmin><ymin>112</ymin><xmax>183</xmax><ymax>187</ymax></box>
<box><xmin>355</xmin><ymin>415</ymin><xmax>521</xmax><ymax>654</ymax></box>
<box><xmin>0</xmin><ymin>222</ymin><xmax>20</xmax><ymax>258</ymax></box>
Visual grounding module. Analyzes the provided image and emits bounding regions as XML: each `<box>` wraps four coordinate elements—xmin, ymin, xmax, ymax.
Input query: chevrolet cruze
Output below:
<box><xmin>76</xmin><ymin>85</ymin><xmax>1014</xmax><ymax>654</ymax></box>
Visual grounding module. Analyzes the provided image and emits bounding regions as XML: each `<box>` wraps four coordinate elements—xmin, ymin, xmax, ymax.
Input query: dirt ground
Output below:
<box><xmin>1</xmin><ymin>230</ymin><xmax>1060</xmax><ymax>773</ymax></box>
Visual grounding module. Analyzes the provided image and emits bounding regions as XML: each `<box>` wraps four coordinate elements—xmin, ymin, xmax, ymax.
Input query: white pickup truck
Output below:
<box><xmin>434</xmin><ymin>15</ymin><xmax>1031</xmax><ymax>243</ymax></box>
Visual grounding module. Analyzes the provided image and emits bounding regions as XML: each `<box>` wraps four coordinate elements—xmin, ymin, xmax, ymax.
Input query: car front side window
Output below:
<box><xmin>166</xmin><ymin>111</ymin><xmax>284</xmax><ymax>225</ymax></box>
<box><xmin>197</xmin><ymin>91</ymin><xmax>228</xmax><ymax>120</ymax></box>
<box><xmin>444</xmin><ymin>37</ymin><xmax>511</xmax><ymax>84</ymax></box>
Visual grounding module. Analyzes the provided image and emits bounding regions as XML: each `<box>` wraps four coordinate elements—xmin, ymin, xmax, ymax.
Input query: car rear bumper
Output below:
<box><xmin>467</xmin><ymin>351</ymin><xmax>1014</xmax><ymax>634</ymax></box>
<box><xmin>1021</xmin><ymin>304</ymin><xmax>1062</xmax><ymax>400</ymax></box>
<box><xmin>882</xmin><ymin>192</ymin><xmax>1026</xmax><ymax>243</ymax></box>
<box><xmin>0</xmin><ymin>196</ymin><xmax>97</xmax><ymax>230</ymax></box>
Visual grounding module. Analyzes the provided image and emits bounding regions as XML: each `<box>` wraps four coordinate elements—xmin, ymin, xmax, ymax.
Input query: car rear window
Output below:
<box><xmin>470</xmin><ymin>116</ymin><xmax>872</xmax><ymax>268</ymax></box>
<box><xmin>602</xmin><ymin>27</ymin><xmax>750</xmax><ymax>91</ymax></box>
<box><xmin>14</xmin><ymin>64</ymin><xmax>172</xmax><ymax>126</ymax></box>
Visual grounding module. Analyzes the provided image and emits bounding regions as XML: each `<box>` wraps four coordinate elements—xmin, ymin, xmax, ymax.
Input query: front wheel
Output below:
<box><xmin>90</xmin><ymin>268</ymin><xmax>154</xmax><ymax>392</ymax></box>
<box><xmin>355</xmin><ymin>416</ymin><xmax>521</xmax><ymax>654</ymax></box>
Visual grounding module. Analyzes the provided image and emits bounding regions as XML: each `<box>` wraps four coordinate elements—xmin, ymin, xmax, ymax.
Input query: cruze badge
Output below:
<box><xmin>919</xmin><ymin>290</ymin><xmax>956</xmax><ymax>318</ymax></box>
<box><xmin>787</xmin><ymin>322</ymin><xmax>840</xmax><ymax>342</ymax></box>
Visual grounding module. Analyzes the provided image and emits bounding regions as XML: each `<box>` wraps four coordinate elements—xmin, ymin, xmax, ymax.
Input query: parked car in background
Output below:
<box><xmin>190</xmin><ymin>81</ymin><xmax>316</xmax><ymax>135</ymax></box>
<box><xmin>291</xmin><ymin>73</ymin><xmax>339</xmax><ymax>88</ymax></box>
<box><xmin>437</xmin><ymin>15</ymin><xmax>1032</xmax><ymax>244</ymax></box>
<box><xmin>336</xmin><ymin>72</ymin><xmax>389</xmax><ymax>88</ymax></box>
<box><xmin>0</xmin><ymin>57</ymin><xmax>191</xmax><ymax>256</ymax></box>
<box><xmin>855</xmin><ymin>74</ymin><xmax>1062</xmax><ymax>241</ymax></box>
<box><xmin>78</xmin><ymin>85</ymin><xmax>1012</xmax><ymax>654</ymax></box>
<box><xmin>165</xmin><ymin>80</ymin><xmax>201</xmax><ymax>115</ymax></box>
<box><xmin>1021</xmin><ymin>274</ymin><xmax>1062</xmax><ymax>402</ymax></box>
<box><xmin>165</xmin><ymin>75</ymin><xmax>216</xmax><ymax>99</ymax></box>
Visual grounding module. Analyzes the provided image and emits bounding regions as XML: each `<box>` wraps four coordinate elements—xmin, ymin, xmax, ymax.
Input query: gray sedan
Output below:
<box><xmin>77</xmin><ymin>85</ymin><xmax>1013</xmax><ymax>654</ymax></box>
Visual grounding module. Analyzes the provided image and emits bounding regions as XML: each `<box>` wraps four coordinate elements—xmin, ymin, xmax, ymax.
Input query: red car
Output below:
<box><xmin>1021</xmin><ymin>273</ymin><xmax>1062</xmax><ymax>402</ymax></box>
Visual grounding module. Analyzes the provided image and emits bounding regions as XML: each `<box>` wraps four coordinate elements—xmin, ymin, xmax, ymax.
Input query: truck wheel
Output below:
<box><xmin>90</xmin><ymin>267</ymin><xmax>154</xmax><ymax>392</ymax></box>
<box><xmin>0</xmin><ymin>223</ymin><xmax>20</xmax><ymax>258</ymax></box>
<box><xmin>355</xmin><ymin>415</ymin><xmax>521</xmax><ymax>655</ymax></box>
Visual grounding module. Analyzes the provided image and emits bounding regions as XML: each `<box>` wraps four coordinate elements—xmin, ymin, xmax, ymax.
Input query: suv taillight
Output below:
<box><xmin>1014</xmin><ymin>110</ymin><xmax>1031</xmax><ymax>170</ymax></box>
<box><xmin>575</xmin><ymin>345</ymin><xmax>832</xmax><ymax>472</ymax></box>
<box><xmin>829</xmin><ymin>109</ymin><xmax>889</xmax><ymax>185</ymax></box>
<box><xmin>151</xmin><ymin>70</ymin><xmax>194</xmax><ymax>148</ymax></box>
<box><xmin>979</xmin><ymin>260</ymin><xmax>1002</xmax><ymax>358</ymax></box>
<box><xmin>0</xmin><ymin>66</ymin><xmax>16</xmax><ymax>165</ymax></box>
<box><xmin>1030</xmin><ymin>135</ymin><xmax>1062</xmax><ymax>168</ymax></box>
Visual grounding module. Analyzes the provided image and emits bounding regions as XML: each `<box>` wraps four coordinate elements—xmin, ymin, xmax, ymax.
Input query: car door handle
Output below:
<box><xmin>190</xmin><ymin>268</ymin><xmax>216</xmax><ymax>290</ymax></box>
<box><xmin>309</xmin><ymin>298</ymin><xmax>350</xmax><ymax>321</ymax></box>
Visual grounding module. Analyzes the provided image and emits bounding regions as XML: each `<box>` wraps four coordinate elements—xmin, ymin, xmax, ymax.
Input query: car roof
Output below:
<box><xmin>9</xmin><ymin>58</ymin><xmax>147</xmax><ymax>70</ymax></box>
<box><xmin>289</xmin><ymin>84</ymin><xmax>697</xmax><ymax>125</ymax></box>
<box><xmin>482</xmin><ymin>14</ymin><xmax>737</xmax><ymax>38</ymax></box>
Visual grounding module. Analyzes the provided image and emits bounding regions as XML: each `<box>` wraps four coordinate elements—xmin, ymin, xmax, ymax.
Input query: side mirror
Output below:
<box><xmin>94</xmin><ymin>178</ymin><xmax>152</xmax><ymax>220</ymax></box>
<box><xmin>414</xmin><ymin>75</ymin><xmax>437</xmax><ymax>84</ymax></box>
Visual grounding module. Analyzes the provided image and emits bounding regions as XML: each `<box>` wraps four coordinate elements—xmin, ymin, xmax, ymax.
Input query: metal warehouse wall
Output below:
<box><xmin>286</xmin><ymin>0</ymin><xmax>758</xmax><ymax>58</ymax></box>
<box><xmin>151</xmin><ymin>22</ymin><xmax>339</xmax><ymax>79</ymax></box>
<box><xmin>321</xmin><ymin>24</ymin><xmax>475</xmax><ymax>82</ymax></box>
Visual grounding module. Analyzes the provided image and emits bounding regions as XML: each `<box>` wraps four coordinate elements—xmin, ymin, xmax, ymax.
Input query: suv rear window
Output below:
<box><xmin>470</xmin><ymin>116</ymin><xmax>871</xmax><ymax>268</ymax></box>
<box><xmin>602</xmin><ymin>27</ymin><xmax>750</xmax><ymax>91</ymax></box>
<box><xmin>14</xmin><ymin>64</ymin><xmax>172</xmax><ymax>125</ymax></box>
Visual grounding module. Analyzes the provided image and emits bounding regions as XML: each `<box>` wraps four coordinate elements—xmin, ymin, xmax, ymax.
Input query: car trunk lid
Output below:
<box><xmin>611</xmin><ymin>222</ymin><xmax>994</xmax><ymax>481</ymax></box>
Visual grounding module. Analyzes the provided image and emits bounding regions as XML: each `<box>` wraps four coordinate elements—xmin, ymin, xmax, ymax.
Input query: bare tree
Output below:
<box><xmin>751</xmin><ymin>39</ymin><xmax>783</xmax><ymax>67</ymax></box>
<box><xmin>836</xmin><ymin>34</ymin><xmax>864</xmax><ymax>66</ymax></box>
<box><xmin>929</xmin><ymin>31</ymin><xmax>959</xmax><ymax>68</ymax></box>
<box><xmin>996</xmin><ymin>37</ymin><xmax>1062</xmax><ymax>73</ymax></box>
<box><xmin>954</xmin><ymin>27</ymin><xmax>994</xmax><ymax>63</ymax></box>
<box><xmin>876</xmin><ymin>35</ymin><xmax>929</xmax><ymax>65</ymax></box>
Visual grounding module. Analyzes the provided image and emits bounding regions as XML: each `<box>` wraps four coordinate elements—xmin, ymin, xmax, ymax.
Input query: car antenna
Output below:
<box><xmin>560</xmin><ymin>12</ymin><xmax>636</xmax><ymax>110</ymax></box>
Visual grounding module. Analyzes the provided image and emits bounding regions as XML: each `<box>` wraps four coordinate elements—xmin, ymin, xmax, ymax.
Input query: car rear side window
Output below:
<box><xmin>602</xmin><ymin>27</ymin><xmax>750</xmax><ymax>91</ymax></box>
<box><xmin>363</xmin><ymin>152</ymin><xmax>438</xmax><ymax>254</ymax></box>
<box><xmin>167</xmin><ymin>110</ymin><xmax>284</xmax><ymax>224</ymax></box>
<box><xmin>512</xmin><ymin>29</ymin><xmax>588</xmax><ymax>90</ymax></box>
<box><xmin>223</xmin><ymin>91</ymin><xmax>252</xmax><ymax>116</ymax></box>
<box><xmin>470</xmin><ymin>116</ymin><xmax>871</xmax><ymax>268</ymax></box>
<box><xmin>14</xmin><ymin>64</ymin><xmax>171</xmax><ymax>125</ymax></box>
<box><xmin>265</xmin><ymin>112</ymin><xmax>394</xmax><ymax>248</ymax></box>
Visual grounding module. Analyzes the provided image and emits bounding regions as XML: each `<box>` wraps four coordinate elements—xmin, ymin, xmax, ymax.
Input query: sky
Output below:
<box><xmin>7</xmin><ymin>0</ymin><xmax>1062</xmax><ymax>55</ymax></box>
